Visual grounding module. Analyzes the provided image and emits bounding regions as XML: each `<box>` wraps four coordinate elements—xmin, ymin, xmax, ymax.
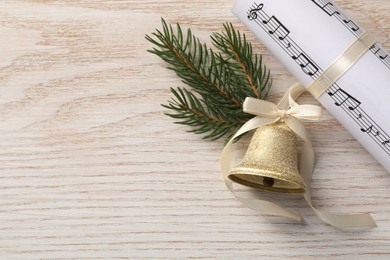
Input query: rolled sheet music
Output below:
<box><xmin>233</xmin><ymin>0</ymin><xmax>390</xmax><ymax>172</ymax></box>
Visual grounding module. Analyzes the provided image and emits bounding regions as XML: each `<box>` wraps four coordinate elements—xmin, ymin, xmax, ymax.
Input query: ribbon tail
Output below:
<box><xmin>285</xmin><ymin>117</ymin><xmax>377</xmax><ymax>229</ymax></box>
<box><xmin>304</xmin><ymin>194</ymin><xmax>376</xmax><ymax>229</ymax></box>
<box><xmin>221</xmin><ymin>116</ymin><xmax>302</xmax><ymax>221</ymax></box>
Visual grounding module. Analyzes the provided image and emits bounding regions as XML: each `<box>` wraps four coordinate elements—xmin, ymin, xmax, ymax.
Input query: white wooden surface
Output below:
<box><xmin>0</xmin><ymin>0</ymin><xmax>389</xmax><ymax>259</ymax></box>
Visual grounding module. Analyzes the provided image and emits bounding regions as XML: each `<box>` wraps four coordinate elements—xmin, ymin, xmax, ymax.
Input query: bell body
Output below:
<box><xmin>228</xmin><ymin>121</ymin><xmax>306</xmax><ymax>194</ymax></box>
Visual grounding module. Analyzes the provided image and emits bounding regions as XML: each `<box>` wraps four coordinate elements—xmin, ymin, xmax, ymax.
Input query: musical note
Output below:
<box><xmin>361</xmin><ymin>126</ymin><xmax>380</xmax><ymax>136</ymax></box>
<box><xmin>377</xmin><ymin>49</ymin><xmax>389</xmax><ymax>60</ymax></box>
<box><xmin>370</xmin><ymin>44</ymin><xmax>380</xmax><ymax>53</ymax></box>
<box><xmin>361</xmin><ymin>125</ymin><xmax>373</xmax><ymax>134</ymax></box>
<box><xmin>311</xmin><ymin>0</ymin><xmax>342</xmax><ymax>16</ymax></box>
<box><xmin>262</xmin><ymin>16</ymin><xmax>290</xmax><ymax>40</ymax></box>
<box><xmin>292</xmin><ymin>53</ymin><xmax>319</xmax><ymax>76</ymax></box>
<box><xmin>342</xmin><ymin>19</ymin><xmax>359</xmax><ymax>32</ymax></box>
<box><xmin>248</xmin><ymin>4</ymin><xmax>264</xmax><ymax>20</ymax></box>
<box><xmin>319</xmin><ymin>2</ymin><xmax>341</xmax><ymax>16</ymax></box>
<box><xmin>370</xmin><ymin>45</ymin><xmax>389</xmax><ymax>61</ymax></box>
<box><xmin>355</xmin><ymin>115</ymin><xmax>379</xmax><ymax>137</ymax></box>
<box><xmin>383</xmin><ymin>140</ymin><xmax>390</xmax><ymax>146</ymax></box>
<box><xmin>328</xmin><ymin>88</ymin><xmax>361</xmax><ymax>110</ymax></box>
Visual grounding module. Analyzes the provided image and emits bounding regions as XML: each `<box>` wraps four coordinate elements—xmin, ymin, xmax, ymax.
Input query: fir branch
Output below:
<box><xmin>162</xmin><ymin>88</ymin><xmax>242</xmax><ymax>140</ymax></box>
<box><xmin>146</xmin><ymin>18</ymin><xmax>273</xmax><ymax>142</ymax></box>
<box><xmin>146</xmin><ymin>19</ymin><xmax>242</xmax><ymax>108</ymax></box>
<box><xmin>211</xmin><ymin>23</ymin><xmax>272</xmax><ymax>100</ymax></box>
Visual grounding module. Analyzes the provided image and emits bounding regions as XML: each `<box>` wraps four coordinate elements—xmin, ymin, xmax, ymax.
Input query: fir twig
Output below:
<box><xmin>145</xmin><ymin>18</ymin><xmax>272</xmax><ymax>142</ymax></box>
<box><xmin>162</xmin><ymin>88</ymin><xmax>242</xmax><ymax>140</ymax></box>
<box><xmin>211</xmin><ymin>23</ymin><xmax>272</xmax><ymax>100</ymax></box>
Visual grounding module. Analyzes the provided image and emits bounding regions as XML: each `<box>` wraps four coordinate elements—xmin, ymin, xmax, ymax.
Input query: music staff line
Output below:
<box><xmin>310</xmin><ymin>0</ymin><xmax>390</xmax><ymax>148</ymax></box>
<box><xmin>312</xmin><ymin>0</ymin><xmax>362</xmax><ymax>36</ymax></box>
<box><xmin>247</xmin><ymin>4</ymin><xmax>322</xmax><ymax>78</ymax></box>
<box><xmin>247</xmin><ymin>2</ymin><xmax>390</xmax><ymax>154</ymax></box>
<box><xmin>311</xmin><ymin>0</ymin><xmax>390</xmax><ymax>69</ymax></box>
<box><xmin>326</xmin><ymin>85</ymin><xmax>390</xmax><ymax>153</ymax></box>
<box><xmin>325</xmin><ymin>84</ymin><xmax>390</xmax><ymax>155</ymax></box>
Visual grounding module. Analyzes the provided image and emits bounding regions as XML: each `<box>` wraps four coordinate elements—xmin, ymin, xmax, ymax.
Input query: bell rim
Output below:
<box><xmin>228</xmin><ymin>167</ymin><xmax>306</xmax><ymax>195</ymax></box>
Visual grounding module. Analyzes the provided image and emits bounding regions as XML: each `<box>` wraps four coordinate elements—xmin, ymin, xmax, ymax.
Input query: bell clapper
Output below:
<box><xmin>263</xmin><ymin>177</ymin><xmax>275</xmax><ymax>187</ymax></box>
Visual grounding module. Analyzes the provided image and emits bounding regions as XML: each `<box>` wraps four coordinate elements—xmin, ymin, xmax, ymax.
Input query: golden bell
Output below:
<box><xmin>228</xmin><ymin>121</ymin><xmax>306</xmax><ymax>194</ymax></box>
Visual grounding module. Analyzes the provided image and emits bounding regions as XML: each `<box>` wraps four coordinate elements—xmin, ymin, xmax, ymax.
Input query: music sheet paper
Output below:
<box><xmin>233</xmin><ymin>0</ymin><xmax>390</xmax><ymax>172</ymax></box>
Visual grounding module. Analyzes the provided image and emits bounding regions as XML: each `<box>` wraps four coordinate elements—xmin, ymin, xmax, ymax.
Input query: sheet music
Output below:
<box><xmin>233</xmin><ymin>0</ymin><xmax>390</xmax><ymax>172</ymax></box>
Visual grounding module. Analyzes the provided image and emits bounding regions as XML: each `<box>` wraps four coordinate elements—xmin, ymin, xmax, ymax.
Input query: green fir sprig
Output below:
<box><xmin>145</xmin><ymin>18</ymin><xmax>272</xmax><ymax>142</ymax></box>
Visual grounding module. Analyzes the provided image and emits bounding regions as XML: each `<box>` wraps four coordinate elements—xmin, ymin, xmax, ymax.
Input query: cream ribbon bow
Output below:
<box><xmin>221</xmin><ymin>83</ymin><xmax>376</xmax><ymax>228</ymax></box>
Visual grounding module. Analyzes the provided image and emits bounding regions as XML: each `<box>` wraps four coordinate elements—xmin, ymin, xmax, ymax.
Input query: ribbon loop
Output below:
<box><xmin>221</xmin><ymin>83</ymin><xmax>376</xmax><ymax>228</ymax></box>
<box><xmin>243</xmin><ymin>98</ymin><xmax>279</xmax><ymax>118</ymax></box>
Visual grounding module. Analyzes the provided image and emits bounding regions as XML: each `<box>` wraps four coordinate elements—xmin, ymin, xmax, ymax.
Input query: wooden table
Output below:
<box><xmin>0</xmin><ymin>0</ymin><xmax>389</xmax><ymax>259</ymax></box>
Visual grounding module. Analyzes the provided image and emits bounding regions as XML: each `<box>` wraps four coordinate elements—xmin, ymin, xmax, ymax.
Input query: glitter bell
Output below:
<box><xmin>228</xmin><ymin>121</ymin><xmax>306</xmax><ymax>194</ymax></box>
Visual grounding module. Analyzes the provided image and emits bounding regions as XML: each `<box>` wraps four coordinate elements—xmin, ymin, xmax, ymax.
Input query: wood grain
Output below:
<box><xmin>0</xmin><ymin>0</ymin><xmax>389</xmax><ymax>259</ymax></box>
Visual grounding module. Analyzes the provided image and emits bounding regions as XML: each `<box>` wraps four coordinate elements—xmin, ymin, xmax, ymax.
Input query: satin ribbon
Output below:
<box><xmin>308</xmin><ymin>32</ymin><xmax>376</xmax><ymax>98</ymax></box>
<box><xmin>221</xmin><ymin>83</ymin><xmax>376</xmax><ymax>228</ymax></box>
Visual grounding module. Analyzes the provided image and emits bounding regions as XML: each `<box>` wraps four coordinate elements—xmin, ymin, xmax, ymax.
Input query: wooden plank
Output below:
<box><xmin>0</xmin><ymin>0</ymin><xmax>389</xmax><ymax>258</ymax></box>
